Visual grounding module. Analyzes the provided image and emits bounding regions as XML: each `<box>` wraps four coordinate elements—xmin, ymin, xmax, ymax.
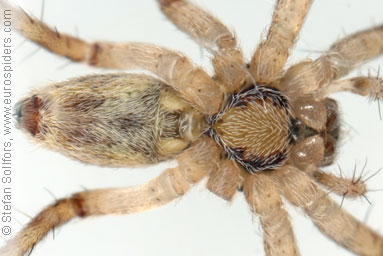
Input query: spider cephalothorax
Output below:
<box><xmin>208</xmin><ymin>85</ymin><xmax>293</xmax><ymax>172</ymax></box>
<box><xmin>1</xmin><ymin>0</ymin><xmax>383</xmax><ymax>256</ymax></box>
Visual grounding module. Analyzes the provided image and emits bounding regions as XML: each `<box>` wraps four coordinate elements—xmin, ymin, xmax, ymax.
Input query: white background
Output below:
<box><xmin>1</xmin><ymin>0</ymin><xmax>383</xmax><ymax>255</ymax></box>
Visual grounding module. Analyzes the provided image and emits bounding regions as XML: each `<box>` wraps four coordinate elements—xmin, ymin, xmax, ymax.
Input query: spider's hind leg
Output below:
<box><xmin>1</xmin><ymin>0</ymin><xmax>223</xmax><ymax>115</ymax></box>
<box><xmin>0</xmin><ymin>138</ymin><xmax>221</xmax><ymax>256</ymax></box>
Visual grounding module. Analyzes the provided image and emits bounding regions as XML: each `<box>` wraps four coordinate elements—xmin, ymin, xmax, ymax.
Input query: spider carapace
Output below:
<box><xmin>207</xmin><ymin>85</ymin><xmax>340</xmax><ymax>173</ymax></box>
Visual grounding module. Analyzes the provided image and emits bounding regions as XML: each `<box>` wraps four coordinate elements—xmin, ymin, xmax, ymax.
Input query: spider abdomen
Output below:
<box><xmin>208</xmin><ymin>86</ymin><xmax>294</xmax><ymax>172</ymax></box>
<box><xmin>15</xmin><ymin>73</ymin><xmax>206</xmax><ymax>167</ymax></box>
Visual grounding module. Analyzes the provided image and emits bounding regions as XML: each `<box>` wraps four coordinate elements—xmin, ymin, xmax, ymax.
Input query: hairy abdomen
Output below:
<box><xmin>17</xmin><ymin>73</ymin><xmax>206</xmax><ymax>166</ymax></box>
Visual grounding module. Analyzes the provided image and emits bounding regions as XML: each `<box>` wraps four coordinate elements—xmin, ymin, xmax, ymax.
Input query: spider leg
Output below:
<box><xmin>0</xmin><ymin>138</ymin><xmax>221</xmax><ymax>256</ymax></box>
<box><xmin>313</xmin><ymin>76</ymin><xmax>383</xmax><ymax>100</ymax></box>
<box><xmin>84</xmin><ymin>42</ymin><xmax>224</xmax><ymax>114</ymax></box>
<box><xmin>207</xmin><ymin>159</ymin><xmax>300</xmax><ymax>255</ymax></box>
<box><xmin>274</xmin><ymin>165</ymin><xmax>383</xmax><ymax>256</ymax></box>
<box><xmin>243</xmin><ymin>172</ymin><xmax>299</xmax><ymax>256</ymax></box>
<box><xmin>0</xmin><ymin>0</ymin><xmax>223</xmax><ymax>114</ymax></box>
<box><xmin>303</xmin><ymin>165</ymin><xmax>368</xmax><ymax>200</ymax></box>
<box><xmin>158</xmin><ymin>0</ymin><xmax>247</xmax><ymax>93</ymax></box>
<box><xmin>249</xmin><ymin>0</ymin><xmax>313</xmax><ymax>85</ymax></box>
<box><xmin>278</xmin><ymin>25</ymin><xmax>383</xmax><ymax>100</ymax></box>
<box><xmin>206</xmin><ymin>159</ymin><xmax>243</xmax><ymax>201</ymax></box>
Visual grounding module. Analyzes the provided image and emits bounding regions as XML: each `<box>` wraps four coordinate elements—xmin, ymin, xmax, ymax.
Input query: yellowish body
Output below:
<box><xmin>17</xmin><ymin>73</ymin><xmax>205</xmax><ymax>166</ymax></box>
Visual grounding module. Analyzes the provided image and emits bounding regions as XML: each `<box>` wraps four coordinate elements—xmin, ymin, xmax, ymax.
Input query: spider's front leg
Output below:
<box><xmin>278</xmin><ymin>25</ymin><xmax>383</xmax><ymax>100</ymax></box>
<box><xmin>274</xmin><ymin>165</ymin><xmax>383</xmax><ymax>256</ymax></box>
<box><xmin>313</xmin><ymin>76</ymin><xmax>383</xmax><ymax>101</ymax></box>
<box><xmin>249</xmin><ymin>0</ymin><xmax>313</xmax><ymax>85</ymax></box>
<box><xmin>0</xmin><ymin>138</ymin><xmax>221</xmax><ymax>256</ymax></box>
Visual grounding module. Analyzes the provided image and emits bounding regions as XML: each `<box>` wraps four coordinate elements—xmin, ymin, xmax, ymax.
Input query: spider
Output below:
<box><xmin>0</xmin><ymin>0</ymin><xmax>383</xmax><ymax>256</ymax></box>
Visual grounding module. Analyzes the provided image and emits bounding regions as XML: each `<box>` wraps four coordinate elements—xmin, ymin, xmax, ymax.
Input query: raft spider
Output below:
<box><xmin>0</xmin><ymin>0</ymin><xmax>383</xmax><ymax>255</ymax></box>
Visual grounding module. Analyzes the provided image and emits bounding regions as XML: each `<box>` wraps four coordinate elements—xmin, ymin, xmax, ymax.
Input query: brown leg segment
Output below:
<box><xmin>278</xmin><ymin>25</ymin><xmax>383</xmax><ymax>100</ymax></box>
<box><xmin>158</xmin><ymin>0</ymin><xmax>247</xmax><ymax>93</ymax></box>
<box><xmin>243</xmin><ymin>172</ymin><xmax>299</xmax><ymax>256</ymax></box>
<box><xmin>0</xmin><ymin>138</ymin><xmax>221</xmax><ymax>256</ymax></box>
<box><xmin>206</xmin><ymin>159</ymin><xmax>243</xmax><ymax>201</ymax></box>
<box><xmin>274</xmin><ymin>165</ymin><xmax>383</xmax><ymax>256</ymax></box>
<box><xmin>249</xmin><ymin>0</ymin><xmax>313</xmax><ymax>85</ymax></box>
<box><xmin>0</xmin><ymin>168</ymin><xmax>190</xmax><ymax>256</ymax></box>
<box><xmin>314</xmin><ymin>76</ymin><xmax>383</xmax><ymax>100</ymax></box>
<box><xmin>1</xmin><ymin>0</ymin><xmax>223</xmax><ymax>115</ymax></box>
<box><xmin>86</xmin><ymin>42</ymin><xmax>224</xmax><ymax>114</ymax></box>
<box><xmin>0</xmin><ymin>1</ymin><xmax>88</xmax><ymax>61</ymax></box>
<box><xmin>303</xmin><ymin>165</ymin><xmax>367</xmax><ymax>200</ymax></box>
